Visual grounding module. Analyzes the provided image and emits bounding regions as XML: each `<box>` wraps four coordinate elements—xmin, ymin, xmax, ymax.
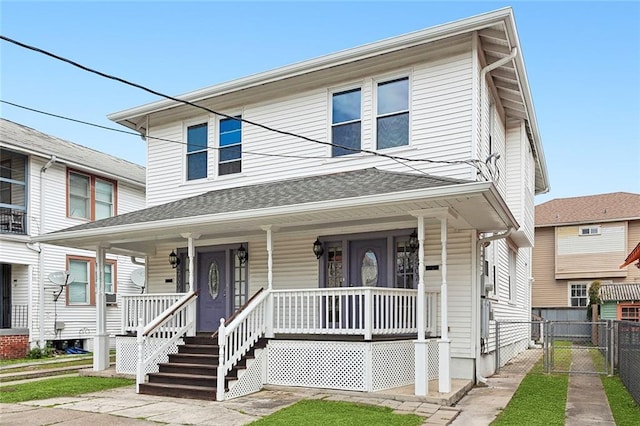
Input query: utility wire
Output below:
<box><xmin>1</xmin><ymin>34</ymin><xmax>484</xmax><ymax>174</ymax></box>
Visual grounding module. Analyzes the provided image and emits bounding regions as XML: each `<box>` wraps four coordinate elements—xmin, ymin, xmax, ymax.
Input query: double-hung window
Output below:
<box><xmin>67</xmin><ymin>256</ymin><xmax>116</xmax><ymax>306</ymax></box>
<box><xmin>570</xmin><ymin>283</ymin><xmax>588</xmax><ymax>307</ymax></box>
<box><xmin>68</xmin><ymin>170</ymin><xmax>115</xmax><ymax>220</ymax></box>
<box><xmin>376</xmin><ymin>77</ymin><xmax>409</xmax><ymax>149</ymax></box>
<box><xmin>219</xmin><ymin>116</ymin><xmax>242</xmax><ymax>175</ymax></box>
<box><xmin>331</xmin><ymin>89</ymin><xmax>361</xmax><ymax>157</ymax></box>
<box><xmin>186</xmin><ymin>123</ymin><xmax>208</xmax><ymax>180</ymax></box>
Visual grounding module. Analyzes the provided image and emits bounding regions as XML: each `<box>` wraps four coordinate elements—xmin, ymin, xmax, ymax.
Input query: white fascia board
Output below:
<box><xmin>34</xmin><ymin>181</ymin><xmax>495</xmax><ymax>244</ymax></box>
<box><xmin>107</xmin><ymin>8</ymin><xmax>513</xmax><ymax>125</ymax></box>
<box><xmin>486</xmin><ymin>184</ymin><xmax>520</xmax><ymax>230</ymax></box>
<box><xmin>1</xmin><ymin>143</ymin><xmax>145</xmax><ymax>188</ymax></box>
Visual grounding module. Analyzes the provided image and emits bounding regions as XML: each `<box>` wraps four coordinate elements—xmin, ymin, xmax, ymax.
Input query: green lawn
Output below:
<box><xmin>249</xmin><ymin>400</ymin><xmax>424</xmax><ymax>426</ymax></box>
<box><xmin>0</xmin><ymin>376</ymin><xmax>134</xmax><ymax>403</ymax></box>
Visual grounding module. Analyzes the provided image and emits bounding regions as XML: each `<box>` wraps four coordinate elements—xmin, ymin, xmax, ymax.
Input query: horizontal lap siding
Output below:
<box><xmin>145</xmin><ymin>48</ymin><xmax>475</xmax><ymax>205</ymax></box>
<box><xmin>532</xmin><ymin>227</ymin><xmax>566</xmax><ymax>307</ymax></box>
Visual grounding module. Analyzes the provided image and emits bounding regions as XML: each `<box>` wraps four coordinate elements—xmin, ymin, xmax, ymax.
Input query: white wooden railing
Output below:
<box><xmin>271</xmin><ymin>287</ymin><xmax>439</xmax><ymax>339</ymax></box>
<box><xmin>136</xmin><ymin>291</ymin><xmax>197</xmax><ymax>392</ymax></box>
<box><xmin>216</xmin><ymin>290</ymin><xmax>269</xmax><ymax>401</ymax></box>
<box><xmin>121</xmin><ymin>293</ymin><xmax>184</xmax><ymax>334</ymax></box>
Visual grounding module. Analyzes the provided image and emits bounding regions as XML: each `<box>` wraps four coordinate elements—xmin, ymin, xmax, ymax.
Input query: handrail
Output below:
<box><xmin>211</xmin><ymin>287</ymin><xmax>264</xmax><ymax>338</ymax></box>
<box><xmin>143</xmin><ymin>291</ymin><xmax>198</xmax><ymax>337</ymax></box>
<box><xmin>223</xmin><ymin>289</ymin><xmax>269</xmax><ymax>335</ymax></box>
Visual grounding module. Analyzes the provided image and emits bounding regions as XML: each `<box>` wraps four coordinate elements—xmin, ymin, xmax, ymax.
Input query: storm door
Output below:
<box><xmin>196</xmin><ymin>251</ymin><xmax>228</xmax><ymax>332</ymax></box>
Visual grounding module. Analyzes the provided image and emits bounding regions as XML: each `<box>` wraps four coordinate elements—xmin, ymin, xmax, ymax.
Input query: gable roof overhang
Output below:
<box><xmin>620</xmin><ymin>242</ymin><xmax>640</xmax><ymax>269</ymax></box>
<box><xmin>34</xmin><ymin>168</ymin><xmax>518</xmax><ymax>255</ymax></box>
<box><xmin>107</xmin><ymin>7</ymin><xmax>548</xmax><ymax>194</ymax></box>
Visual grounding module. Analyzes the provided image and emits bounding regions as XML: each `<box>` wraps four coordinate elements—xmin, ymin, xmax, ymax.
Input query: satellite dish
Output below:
<box><xmin>48</xmin><ymin>271</ymin><xmax>74</xmax><ymax>286</ymax></box>
<box><xmin>131</xmin><ymin>268</ymin><xmax>145</xmax><ymax>288</ymax></box>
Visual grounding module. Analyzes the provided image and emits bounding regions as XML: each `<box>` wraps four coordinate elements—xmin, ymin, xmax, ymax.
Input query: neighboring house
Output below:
<box><xmin>36</xmin><ymin>8</ymin><xmax>549</xmax><ymax>400</ymax></box>
<box><xmin>532</xmin><ymin>192</ymin><xmax>640</xmax><ymax>321</ymax></box>
<box><xmin>600</xmin><ymin>283</ymin><xmax>640</xmax><ymax>322</ymax></box>
<box><xmin>0</xmin><ymin>119</ymin><xmax>146</xmax><ymax>358</ymax></box>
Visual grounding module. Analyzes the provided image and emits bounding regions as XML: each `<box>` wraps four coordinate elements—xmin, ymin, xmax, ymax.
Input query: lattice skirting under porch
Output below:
<box><xmin>266</xmin><ymin>339</ymin><xmax>439</xmax><ymax>392</ymax></box>
<box><xmin>115</xmin><ymin>335</ymin><xmax>182</xmax><ymax>375</ymax></box>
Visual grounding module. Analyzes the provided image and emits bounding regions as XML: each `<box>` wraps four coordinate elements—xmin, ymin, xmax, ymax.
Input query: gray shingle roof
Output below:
<box><xmin>600</xmin><ymin>283</ymin><xmax>640</xmax><ymax>302</ymax></box>
<box><xmin>0</xmin><ymin>118</ymin><xmax>145</xmax><ymax>185</ymax></box>
<box><xmin>52</xmin><ymin>168</ymin><xmax>470</xmax><ymax>234</ymax></box>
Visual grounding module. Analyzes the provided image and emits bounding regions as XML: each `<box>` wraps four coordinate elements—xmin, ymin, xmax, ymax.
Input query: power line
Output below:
<box><xmin>1</xmin><ymin>34</ymin><xmax>484</xmax><ymax>175</ymax></box>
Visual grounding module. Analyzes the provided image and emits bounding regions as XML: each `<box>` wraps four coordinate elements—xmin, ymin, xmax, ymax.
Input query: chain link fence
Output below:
<box><xmin>495</xmin><ymin>321</ymin><xmax>543</xmax><ymax>374</ymax></box>
<box><xmin>546</xmin><ymin>321</ymin><xmax>610</xmax><ymax>375</ymax></box>
<box><xmin>615</xmin><ymin>320</ymin><xmax>640</xmax><ymax>405</ymax></box>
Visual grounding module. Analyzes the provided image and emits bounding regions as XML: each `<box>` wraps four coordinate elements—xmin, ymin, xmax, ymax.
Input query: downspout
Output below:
<box><xmin>479</xmin><ymin>48</ymin><xmax>518</xmax><ymax>178</ymax></box>
<box><xmin>37</xmin><ymin>155</ymin><xmax>57</xmax><ymax>347</ymax></box>
<box><xmin>475</xmin><ymin>227</ymin><xmax>514</xmax><ymax>384</ymax></box>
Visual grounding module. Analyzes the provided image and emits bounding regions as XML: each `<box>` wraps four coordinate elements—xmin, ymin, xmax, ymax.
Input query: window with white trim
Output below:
<box><xmin>569</xmin><ymin>283</ymin><xmax>588</xmax><ymax>307</ymax></box>
<box><xmin>579</xmin><ymin>225</ymin><xmax>600</xmax><ymax>236</ymax></box>
<box><xmin>186</xmin><ymin>123</ymin><xmax>208</xmax><ymax>180</ymax></box>
<box><xmin>331</xmin><ymin>88</ymin><xmax>361</xmax><ymax>157</ymax></box>
<box><xmin>376</xmin><ymin>77</ymin><xmax>409</xmax><ymax>149</ymax></box>
<box><xmin>218</xmin><ymin>116</ymin><xmax>242</xmax><ymax>175</ymax></box>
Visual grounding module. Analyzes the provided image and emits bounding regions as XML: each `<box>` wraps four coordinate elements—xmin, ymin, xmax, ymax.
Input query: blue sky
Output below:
<box><xmin>1</xmin><ymin>1</ymin><xmax>639</xmax><ymax>204</ymax></box>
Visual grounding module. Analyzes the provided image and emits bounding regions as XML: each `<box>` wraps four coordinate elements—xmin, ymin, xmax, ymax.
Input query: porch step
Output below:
<box><xmin>178</xmin><ymin>343</ymin><xmax>220</xmax><ymax>355</ymax></box>
<box><xmin>184</xmin><ymin>336</ymin><xmax>218</xmax><ymax>345</ymax></box>
<box><xmin>168</xmin><ymin>353</ymin><xmax>219</xmax><ymax>364</ymax></box>
<box><xmin>147</xmin><ymin>372</ymin><xmax>225</xmax><ymax>388</ymax></box>
<box><xmin>138</xmin><ymin>382</ymin><xmax>218</xmax><ymax>401</ymax></box>
<box><xmin>157</xmin><ymin>362</ymin><xmax>217</xmax><ymax>376</ymax></box>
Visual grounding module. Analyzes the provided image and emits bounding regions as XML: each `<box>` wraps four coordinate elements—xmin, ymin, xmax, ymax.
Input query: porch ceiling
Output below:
<box><xmin>35</xmin><ymin>168</ymin><xmax>517</xmax><ymax>254</ymax></box>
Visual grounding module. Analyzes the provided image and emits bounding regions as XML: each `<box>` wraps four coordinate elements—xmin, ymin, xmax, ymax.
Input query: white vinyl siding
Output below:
<box><xmin>144</xmin><ymin>48</ymin><xmax>475</xmax><ymax>207</ymax></box>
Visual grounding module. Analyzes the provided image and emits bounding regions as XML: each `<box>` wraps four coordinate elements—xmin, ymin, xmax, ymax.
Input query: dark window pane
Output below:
<box><xmin>187</xmin><ymin>152</ymin><xmax>207</xmax><ymax>180</ymax></box>
<box><xmin>220</xmin><ymin>117</ymin><xmax>241</xmax><ymax>133</ymax></box>
<box><xmin>378</xmin><ymin>78</ymin><xmax>409</xmax><ymax>115</ymax></box>
<box><xmin>219</xmin><ymin>160</ymin><xmax>241</xmax><ymax>175</ymax></box>
<box><xmin>377</xmin><ymin>113</ymin><xmax>409</xmax><ymax>149</ymax></box>
<box><xmin>187</xmin><ymin>124</ymin><xmax>208</xmax><ymax>153</ymax></box>
<box><xmin>220</xmin><ymin>145</ymin><xmax>241</xmax><ymax>162</ymax></box>
<box><xmin>332</xmin><ymin>89</ymin><xmax>361</xmax><ymax>123</ymax></box>
<box><xmin>332</xmin><ymin>122</ymin><xmax>361</xmax><ymax>157</ymax></box>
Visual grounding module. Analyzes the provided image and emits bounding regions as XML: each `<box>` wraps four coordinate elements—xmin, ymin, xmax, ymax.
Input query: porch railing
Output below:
<box><xmin>121</xmin><ymin>293</ymin><xmax>184</xmax><ymax>334</ymax></box>
<box><xmin>271</xmin><ymin>287</ymin><xmax>439</xmax><ymax>339</ymax></box>
<box><xmin>11</xmin><ymin>305</ymin><xmax>28</xmax><ymax>328</ymax></box>
<box><xmin>216</xmin><ymin>289</ymin><xmax>269</xmax><ymax>401</ymax></box>
<box><xmin>136</xmin><ymin>291</ymin><xmax>197</xmax><ymax>392</ymax></box>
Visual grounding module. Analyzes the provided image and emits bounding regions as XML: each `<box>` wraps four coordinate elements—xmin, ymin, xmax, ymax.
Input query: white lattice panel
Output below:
<box><xmin>371</xmin><ymin>341</ymin><xmax>414</xmax><ymax>391</ymax></box>
<box><xmin>428</xmin><ymin>339</ymin><xmax>439</xmax><ymax>380</ymax></box>
<box><xmin>225</xmin><ymin>348</ymin><xmax>266</xmax><ymax>400</ymax></box>
<box><xmin>267</xmin><ymin>340</ymin><xmax>367</xmax><ymax>391</ymax></box>
<box><xmin>115</xmin><ymin>336</ymin><xmax>182</xmax><ymax>375</ymax></box>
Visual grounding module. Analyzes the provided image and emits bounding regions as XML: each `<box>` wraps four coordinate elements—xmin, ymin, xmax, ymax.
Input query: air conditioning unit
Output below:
<box><xmin>105</xmin><ymin>293</ymin><xmax>117</xmax><ymax>305</ymax></box>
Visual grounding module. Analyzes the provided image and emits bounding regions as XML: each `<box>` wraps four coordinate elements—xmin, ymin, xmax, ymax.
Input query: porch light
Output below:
<box><xmin>313</xmin><ymin>238</ymin><xmax>324</xmax><ymax>259</ymax></box>
<box><xmin>408</xmin><ymin>230</ymin><xmax>419</xmax><ymax>253</ymax></box>
<box><xmin>237</xmin><ymin>243</ymin><xmax>248</xmax><ymax>265</ymax></box>
<box><xmin>169</xmin><ymin>250</ymin><xmax>180</xmax><ymax>269</ymax></box>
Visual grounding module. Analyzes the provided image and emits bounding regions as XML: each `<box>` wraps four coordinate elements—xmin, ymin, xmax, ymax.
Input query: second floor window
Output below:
<box><xmin>377</xmin><ymin>77</ymin><xmax>409</xmax><ymax>149</ymax></box>
<box><xmin>332</xmin><ymin>88</ymin><xmax>361</xmax><ymax>157</ymax></box>
<box><xmin>219</xmin><ymin>116</ymin><xmax>242</xmax><ymax>175</ymax></box>
<box><xmin>68</xmin><ymin>170</ymin><xmax>115</xmax><ymax>220</ymax></box>
<box><xmin>0</xmin><ymin>149</ymin><xmax>27</xmax><ymax>235</ymax></box>
<box><xmin>186</xmin><ymin>123</ymin><xmax>208</xmax><ymax>180</ymax></box>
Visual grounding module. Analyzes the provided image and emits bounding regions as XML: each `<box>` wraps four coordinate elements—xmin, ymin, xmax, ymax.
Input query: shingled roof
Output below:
<box><xmin>49</xmin><ymin>168</ymin><xmax>470</xmax><ymax>234</ymax></box>
<box><xmin>0</xmin><ymin>118</ymin><xmax>145</xmax><ymax>185</ymax></box>
<box><xmin>600</xmin><ymin>283</ymin><xmax>640</xmax><ymax>302</ymax></box>
<box><xmin>535</xmin><ymin>192</ymin><xmax>640</xmax><ymax>227</ymax></box>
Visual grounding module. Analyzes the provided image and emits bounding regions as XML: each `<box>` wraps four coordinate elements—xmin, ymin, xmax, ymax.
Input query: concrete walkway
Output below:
<box><xmin>0</xmin><ymin>385</ymin><xmax>461</xmax><ymax>425</ymax></box>
<box><xmin>565</xmin><ymin>350</ymin><xmax>615</xmax><ymax>425</ymax></box>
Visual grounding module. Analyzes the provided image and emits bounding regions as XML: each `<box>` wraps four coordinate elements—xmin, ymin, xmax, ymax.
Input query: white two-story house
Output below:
<box><xmin>36</xmin><ymin>8</ymin><xmax>549</xmax><ymax>402</ymax></box>
<box><xmin>0</xmin><ymin>119</ymin><xmax>146</xmax><ymax>357</ymax></box>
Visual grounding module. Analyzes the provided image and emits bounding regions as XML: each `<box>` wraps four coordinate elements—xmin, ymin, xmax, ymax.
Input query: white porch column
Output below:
<box><xmin>414</xmin><ymin>215</ymin><xmax>428</xmax><ymax>396</ymax></box>
<box><xmin>262</xmin><ymin>225</ymin><xmax>275</xmax><ymax>338</ymax></box>
<box><xmin>438</xmin><ymin>217</ymin><xmax>451</xmax><ymax>393</ymax></box>
<box><xmin>182</xmin><ymin>233</ymin><xmax>199</xmax><ymax>336</ymax></box>
<box><xmin>94</xmin><ymin>246</ymin><xmax>109</xmax><ymax>370</ymax></box>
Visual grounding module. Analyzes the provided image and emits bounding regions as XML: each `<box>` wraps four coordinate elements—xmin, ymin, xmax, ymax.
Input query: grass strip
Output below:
<box><xmin>250</xmin><ymin>399</ymin><xmax>424</xmax><ymax>426</ymax></box>
<box><xmin>0</xmin><ymin>376</ymin><xmax>134</xmax><ymax>403</ymax></box>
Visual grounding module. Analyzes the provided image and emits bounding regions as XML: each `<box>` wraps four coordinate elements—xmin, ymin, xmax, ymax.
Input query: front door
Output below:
<box><xmin>196</xmin><ymin>251</ymin><xmax>227</xmax><ymax>332</ymax></box>
<box><xmin>349</xmin><ymin>239</ymin><xmax>387</xmax><ymax>287</ymax></box>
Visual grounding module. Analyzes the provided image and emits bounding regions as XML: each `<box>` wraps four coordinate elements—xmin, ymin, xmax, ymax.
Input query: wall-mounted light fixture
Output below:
<box><xmin>408</xmin><ymin>230</ymin><xmax>419</xmax><ymax>254</ymax></box>
<box><xmin>169</xmin><ymin>250</ymin><xmax>180</xmax><ymax>269</ymax></box>
<box><xmin>237</xmin><ymin>243</ymin><xmax>248</xmax><ymax>265</ymax></box>
<box><xmin>313</xmin><ymin>238</ymin><xmax>324</xmax><ymax>260</ymax></box>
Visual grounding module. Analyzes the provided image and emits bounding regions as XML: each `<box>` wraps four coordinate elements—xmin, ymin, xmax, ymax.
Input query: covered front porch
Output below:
<box><xmin>35</xmin><ymin>168</ymin><xmax>518</xmax><ymax>400</ymax></box>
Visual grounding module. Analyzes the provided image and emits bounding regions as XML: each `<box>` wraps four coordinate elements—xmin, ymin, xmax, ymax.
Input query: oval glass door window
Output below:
<box><xmin>208</xmin><ymin>261</ymin><xmax>219</xmax><ymax>299</ymax></box>
<box><xmin>361</xmin><ymin>250</ymin><xmax>378</xmax><ymax>286</ymax></box>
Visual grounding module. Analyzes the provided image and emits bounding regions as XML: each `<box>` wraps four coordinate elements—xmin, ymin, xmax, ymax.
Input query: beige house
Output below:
<box><xmin>532</xmin><ymin>192</ymin><xmax>640</xmax><ymax>316</ymax></box>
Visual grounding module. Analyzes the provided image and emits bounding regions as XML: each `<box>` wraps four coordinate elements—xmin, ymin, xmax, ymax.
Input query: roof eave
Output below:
<box><xmin>107</xmin><ymin>8</ymin><xmax>515</xmax><ymax>126</ymax></box>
